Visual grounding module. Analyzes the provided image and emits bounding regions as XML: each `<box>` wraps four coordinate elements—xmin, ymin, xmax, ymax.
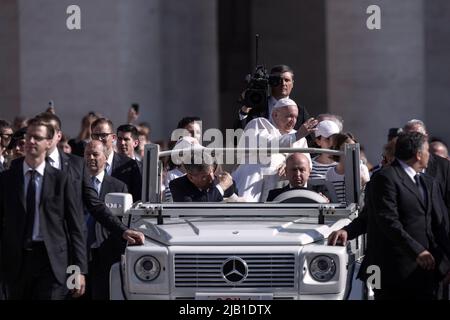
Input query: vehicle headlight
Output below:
<box><xmin>309</xmin><ymin>255</ymin><xmax>336</xmax><ymax>282</ymax></box>
<box><xmin>134</xmin><ymin>255</ymin><xmax>161</xmax><ymax>281</ymax></box>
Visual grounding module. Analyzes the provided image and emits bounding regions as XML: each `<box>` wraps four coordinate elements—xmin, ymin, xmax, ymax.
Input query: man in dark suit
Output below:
<box><xmin>0</xmin><ymin>117</ymin><xmax>87</xmax><ymax>299</ymax></box>
<box><xmin>367</xmin><ymin>132</ymin><xmax>450</xmax><ymax>299</ymax></box>
<box><xmin>34</xmin><ymin>113</ymin><xmax>144</xmax><ymax>248</ymax></box>
<box><xmin>84</xmin><ymin>140</ymin><xmax>128</xmax><ymax>300</ymax></box>
<box><xmin>91</xmin><ymin>118</ymin><xmax>142</xmax><ymax>201</ymax></box>
<box><xmin>170</xmin><ymin>154</ymin><xmax>234</xmax><ymax>202</ymax></box>
<box><xmin>266</xmin><ymin>153</ymin><xmax>329</xmax><ymax>202</ymax></box>
<box><xmin>403</xmin><ymin>119</ymin><xmax>450</xmax><ymax>228</ymax></box>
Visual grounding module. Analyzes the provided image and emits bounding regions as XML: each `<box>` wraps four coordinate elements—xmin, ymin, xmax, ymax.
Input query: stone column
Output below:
<box><xmin>424</xmin><ymin>0</ymin><xmax>450</xmax><ymax>142</ymax></box>
<box><xmin>250</xmin><ymin>0</ymin><xmax>328</xmax><ymax>117</ymax></box>
<box><xmin>0</xmin><ymin>0</ymin><xmax>20</xmax><ymax>119</ymax></box>
<box><xmin>2</xmin><ymin>0</ymin><xmax>219</xmax><ymax>144</ymax></box>
<box><xmin>326</xmin><ymin>0</ymin><xmax>425</xmax><ymax>162</ymax></box>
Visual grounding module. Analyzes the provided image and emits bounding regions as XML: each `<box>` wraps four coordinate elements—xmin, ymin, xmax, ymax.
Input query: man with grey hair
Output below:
<box><xmin>368</xmin><ymin>131</ymin><xmax>450</xmax><ymax>299</ymax></box>
<box><xmin>403</xmin><ymin>119</ymin><xmax>427</xmax><ymax>134</ymax></box>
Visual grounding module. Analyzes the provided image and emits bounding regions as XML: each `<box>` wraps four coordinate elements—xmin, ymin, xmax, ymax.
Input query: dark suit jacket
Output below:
<box><xmin>426</xmin><ymin>153</ymin><xmax>450</xmax><ymax>229</ymax></box>
<box><xmin>68</xmin><ymin>138</ymin><xmax>87</xmax><ymax>158</ymax></box>
<box><xmin>111</xmin><ymin>152</ymin><xmax>142</xmax><ymax>202</ymax></box>
<box><xmin>366</xmin><ymin>160</ymin><xmax>450</xmax><ymax>288</ymax></box>
<box><xmin>170</xmin><ymin>175</ymin><xmax>223</xmax><ymax>202</ymax></box>
<box><xmin>233</xmin><ymin>98</ymin><xmax>310</xmax><ymax>131</ymax></box>
<box><xmin>0</xmin><ymin>159</ymin><xmax>87</xmax><ymax>285</ymax></box>
<box><xmin>10</xmin><ymin>153</ymin><xmax>128</xmax><ymax>239</ymax></box>
<box><xmin>342</xmin><ymin>169</ymin><xmax>384</xmax><ymax>241</ymax></box>
<box><xmin>58</xmin><ymin>151</ymin><xmax>128</xmax><ymax>237</ymax></box>
<box><xmin>95</xmin><ymin>175</ymin><xmax>128</xmax><ymax>259</ymax></box>
<box><xmin>266</xmin><ymin>184</ymin><xmax>329</xmax><ymax>202</ymax></box>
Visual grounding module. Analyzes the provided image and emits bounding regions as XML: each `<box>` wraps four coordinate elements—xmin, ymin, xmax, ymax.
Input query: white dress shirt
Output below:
<box><xmin>47</xmin><ymin>147</ymin><xmax>61</xmax><ymax>170</ymax></box>
<box><xmin>398</xmin><ymin>160</ymin><xmax>419</xmax><ymax>184</ymax></box>
<box><xmin>398</xmin><ymin>159</ymin><xmax>425</xmax><ymax>200</ymax></box>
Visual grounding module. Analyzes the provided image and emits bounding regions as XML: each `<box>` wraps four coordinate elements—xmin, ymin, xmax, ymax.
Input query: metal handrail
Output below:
<box><xmin>158</xmin><ymin>147</ymin><xmax>342</xmax><ymax>158</ymax></box>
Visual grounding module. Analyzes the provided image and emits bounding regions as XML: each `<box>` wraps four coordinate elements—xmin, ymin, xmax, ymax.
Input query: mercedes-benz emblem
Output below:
<box><xmin>221</xmin><ymin>257</ymin><xmax>248</xmax><ymax>283</ymax></box>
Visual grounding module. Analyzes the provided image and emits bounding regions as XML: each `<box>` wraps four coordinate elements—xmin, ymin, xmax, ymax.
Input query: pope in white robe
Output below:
<box><xmin>232</xmin><ymin>98</ymin><xmax>313</xmax><ymax>202</ymax></box>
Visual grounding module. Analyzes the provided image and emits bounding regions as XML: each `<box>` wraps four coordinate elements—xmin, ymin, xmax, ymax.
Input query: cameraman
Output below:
<box><xmin>234</xmin><ymin>65</ymin><xmax>315</xmax><ymax>138</ymax></box>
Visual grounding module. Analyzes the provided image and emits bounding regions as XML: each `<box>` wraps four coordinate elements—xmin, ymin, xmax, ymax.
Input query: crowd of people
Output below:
<box><xmin>1</xmin><ymin>64</ymin><xmax>450</xmax><ymax>300</ymax></box>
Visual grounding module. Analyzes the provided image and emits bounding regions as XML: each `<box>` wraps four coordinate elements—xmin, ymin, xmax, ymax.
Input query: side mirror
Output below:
<box><xmin>105</xmin><ymin>193</ymin><xmax>133</xmax><ymax>216</ymax></box>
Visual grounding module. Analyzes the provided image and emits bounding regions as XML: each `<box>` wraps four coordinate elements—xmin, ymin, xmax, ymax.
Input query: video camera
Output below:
<box><xmin>243</xmin><ymin>67</ymin><xmax>282</xmax><ymax>114</ymax></box>
<box><xmin>241</xmin><ymin>35</ymin><xmax>281</xmax><ymax>114</ymax></box>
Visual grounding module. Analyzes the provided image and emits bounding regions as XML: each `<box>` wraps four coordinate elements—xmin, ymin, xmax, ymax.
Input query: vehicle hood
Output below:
<box><xmin>136</xmin><ymin>217</ymin><xmax>351</xmax><ymax>246</ymax></box>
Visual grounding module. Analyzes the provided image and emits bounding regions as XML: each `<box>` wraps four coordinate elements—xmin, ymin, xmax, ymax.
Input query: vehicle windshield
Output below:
<box><xmin>141</xmin><ymin>144</ymin><xmax>362</xmax><ymax>208</ymax></box>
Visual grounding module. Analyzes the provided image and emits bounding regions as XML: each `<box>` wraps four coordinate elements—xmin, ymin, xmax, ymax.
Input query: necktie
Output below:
<box><xmin>105</xmin><ymin>163</ymin><xmax>110</xmax><ymax>176</ymax></box>
<box><xmin>414</xmin><ymin>174</ymin><xmax>426</xmax><ymax>204</ymax></box>
<box><xmin>24</xmin><ymin>170</ymin><xmax>36</xmax><ymax>248</ymax></box>
<box><xmin>91</xmin><ymin>176</ymin><xmax>100</xmax><ymax>195</ymax></box>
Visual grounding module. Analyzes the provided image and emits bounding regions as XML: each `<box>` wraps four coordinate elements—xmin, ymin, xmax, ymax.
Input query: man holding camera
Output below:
<box><xmin>234</xmin><ymin>64</ymin><xmax>316</xmax><ymax>139</ymax></box>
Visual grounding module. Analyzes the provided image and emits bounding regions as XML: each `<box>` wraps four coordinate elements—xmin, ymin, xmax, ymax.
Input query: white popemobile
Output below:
<box><xmin>107</xmin><ymin>144</ymin><xmax>366</xmax><ymax>300</ymax></box>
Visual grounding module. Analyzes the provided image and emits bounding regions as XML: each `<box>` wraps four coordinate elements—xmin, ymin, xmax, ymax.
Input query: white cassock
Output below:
<box><xmin>232</xmin><ymin>117</ymin><xmax>311</xmax><ymax>202</ymax></box>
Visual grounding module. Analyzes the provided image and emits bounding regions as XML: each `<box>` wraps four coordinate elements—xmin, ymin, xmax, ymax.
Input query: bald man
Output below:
<box><xmin>266</xmin><ymin>152</ymin><xmax>328</xmax><ymax>202</ymax></box>
<box><xmin>430</xmin><ymin>141</ymin><xmax>449</xmax><ymax>160</ymax></box>
<box><xmin>84</xmin><ymin>140</ymin><xmax>128</xmax><ymax>300</ymax></box>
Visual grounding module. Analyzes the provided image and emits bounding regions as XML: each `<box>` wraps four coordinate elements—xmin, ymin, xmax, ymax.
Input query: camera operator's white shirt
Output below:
<box><xmin>232</xmin><ymin>117</ymin><xmax>310</xmax><ymax>202</ymax></box>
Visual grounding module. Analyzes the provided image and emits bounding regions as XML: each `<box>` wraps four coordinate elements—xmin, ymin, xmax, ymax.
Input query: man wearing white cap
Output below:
<box><xmin>310</xmin><ymin>120</ymin><xmax>341</xmax><ymax>180</ymax></box>
<box><xmin>232</xmin><ymin>98</ymin><xmax>316</xmax><ymax>202</ymax></box>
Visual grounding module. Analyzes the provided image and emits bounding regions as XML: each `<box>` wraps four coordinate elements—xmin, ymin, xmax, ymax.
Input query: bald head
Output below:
<box><xmin>285</xmin><ymin>153</ymin><xmax>311</xmax><ymax>188</ymax></box>
<box><xmin>430</xmin><ymin>141</ymin><xmax>449</xmax><ymax>159</ymax></box>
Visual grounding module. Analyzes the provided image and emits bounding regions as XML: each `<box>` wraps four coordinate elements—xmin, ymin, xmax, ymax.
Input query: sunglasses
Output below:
<box><xmin>24</xmin><ymin>134</ymin><xmax>50</xmax><ymax>142</ymax></box>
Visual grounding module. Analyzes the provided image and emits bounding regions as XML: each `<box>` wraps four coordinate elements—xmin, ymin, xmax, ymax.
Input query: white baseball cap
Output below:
<box><xmin>315</xmin><ymin>120</ymin><xmax>340</xmax><ymax>138</ymax></box>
